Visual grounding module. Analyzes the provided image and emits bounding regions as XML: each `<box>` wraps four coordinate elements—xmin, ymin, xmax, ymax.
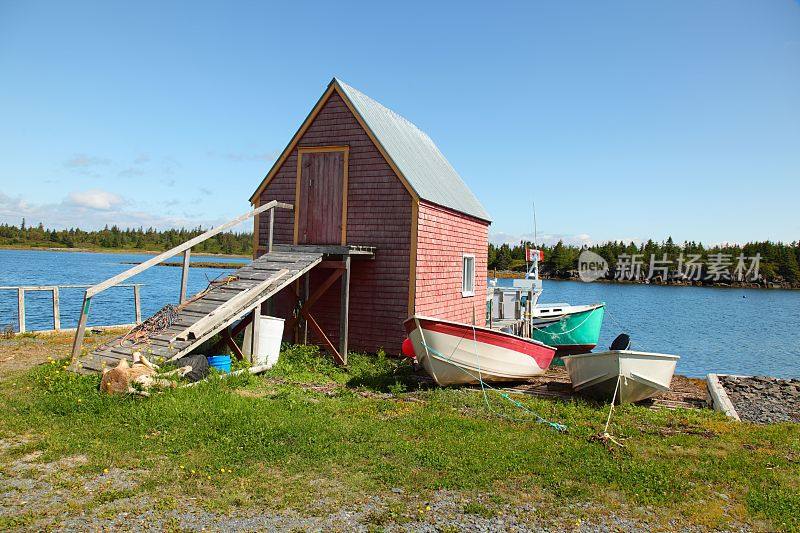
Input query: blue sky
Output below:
<box><xmin>1</xmin><ymin>1</ymin><xmax>798</xmax><ymax>246</ymax></box>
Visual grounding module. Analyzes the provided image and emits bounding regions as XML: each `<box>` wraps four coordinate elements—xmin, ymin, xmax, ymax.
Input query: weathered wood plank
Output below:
<box><xmin>176</xmin><ymin>309</ymin><xmax>209</xmax><ymax>318</ymax></box>
<box><xmin>182</xmin><ymin>301</ymin><xmax>227</xmax><ymax>314</ymax></box>
<box><xmin>178</xmin><ymin>270</ymin><xmax>289</xmax><ymax>341</ymax></box>
<box><xmin>133</xmin><ymin>285</ymin><xmax>141</xmax><ymax>324</ymax></box>
<box><xmin>222</xmin><ymin>280</ymin><xmax>286</xmax><ymax>291</ymax></box>
<box><xmin>77</xmin><ymin>249</ymin><xmax>324</xmax><ymax>372</ymax></box>
<box><xmin>273</xmin><ymin>244</ymin><xmax>374</xmax><ymax>256</ymax></box>
<box><xmin>17</xmin><ymin>288</ymin><xmax>25</xmax><ymax>333</ymax></box>
<box><xmin>179</xmin><ymin>249</ymin><xmax>191</xmax><ymax>303</ymax></box>
<box><xmin>201</xmin><ymin>290</ymin><xmax>250</xmax><ymax>303</ymax></box>
<box><xmin>234</xmin><ymin>269</ymin><xmax>288</xmax><ymax>282</ymax></box>
<box><xmin>69</xmin><ymin>294</ymin><xmax>91</xmax><ymax>366</ymax></box>
<box><xmin>339</xmin><ymin>256</ymin><xmax>351</xmax><ymax>366</ymax></box>
<box><xmin>85</xmin><ymin>201</ymin><xmax>292</xmax><ymax>298</ymax></box>
<box><xmin>52</xmin><ymin>287</ymin><xmax>60</xmax><ymax>331</ymax></box>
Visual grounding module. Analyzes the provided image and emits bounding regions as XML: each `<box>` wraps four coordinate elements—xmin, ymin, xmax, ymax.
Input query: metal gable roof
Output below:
<box><xmin>334</xmin><ymin>79</ymin><xmax>491</xmax><ymax>222</ymax></box>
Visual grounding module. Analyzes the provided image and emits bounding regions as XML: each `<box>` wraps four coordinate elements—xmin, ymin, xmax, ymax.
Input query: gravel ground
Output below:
<box><xmin>720</xmin><ymin>376</ymin><xmax>800</xmax><ymax>424</ymax></box>
<box><xmin>0</xmin><ymin>437</ymin><xmax>754</xmax><ymax>532</ymax></box>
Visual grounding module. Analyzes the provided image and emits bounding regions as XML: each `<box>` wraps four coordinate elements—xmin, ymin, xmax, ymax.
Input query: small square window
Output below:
<box><xmin>462</xmin><ymin>254</ymin><xmax>475</xmax><ymax>297</ymax></box>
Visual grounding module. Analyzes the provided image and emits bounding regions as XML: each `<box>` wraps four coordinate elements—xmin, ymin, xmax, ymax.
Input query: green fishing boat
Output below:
<box><xmin>530</xmin><ymin>302</ymin><xmax>605</xmax><ymax>355</ymax></box>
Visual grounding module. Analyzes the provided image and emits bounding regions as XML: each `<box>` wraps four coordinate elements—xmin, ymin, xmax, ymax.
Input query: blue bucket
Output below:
<box><xmin>207</xmin><ymin>354</ymin><xmax>231</xmax><ymax>373</ymax></box>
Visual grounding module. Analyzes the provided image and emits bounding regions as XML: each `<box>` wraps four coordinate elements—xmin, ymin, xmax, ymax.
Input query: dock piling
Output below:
<box><xmin>339</xmin><ymin>256</ymin><xmax>351</xmax><ymax>365</ymax></box>
<box><xmin>52</xmin><ymin>287</ymin><xmax>60</xmax><ymax>331</ymax></box>
<box><xmin>180</xmin><ymin>249</ymin><xmax>191</xmax><ymax>304</ymax></box>
<box><xmin>134</xmin><ymin>285</ymin><xmax>142</xmax><ymax>324</ymax></box>
<box><xmin>17</xmin><ymin>288</ymin><xmax>25</xmax><ymax>333</ymax></box>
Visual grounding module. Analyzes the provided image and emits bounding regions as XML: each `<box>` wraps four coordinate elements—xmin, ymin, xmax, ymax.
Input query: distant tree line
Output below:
<box><xmin>489</xmin><ymin>237</ymin><xmax>800</xmax><ymax>285</ymax></box>
<box><xmin>5</xmin><ymin>219</ymin><xmax>799</xmax><ymax>285</ymax></box>
<box><xmin>0</xmin><ymin>219</ymin><xmax>252</xmax><ymax>256</ymax></box>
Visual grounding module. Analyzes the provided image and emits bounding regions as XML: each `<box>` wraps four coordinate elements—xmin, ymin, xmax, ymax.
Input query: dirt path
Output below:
<box><xmin>0</xmin><ymin>330</ymin><xmax>124</xmax><ymax>378</ymax></box>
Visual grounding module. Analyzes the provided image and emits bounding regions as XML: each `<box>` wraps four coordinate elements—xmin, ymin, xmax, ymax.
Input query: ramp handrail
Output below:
<box><xmin>70</xmin><ymin>200</ymin><xmax>293</xmax><ymax>362</ymax></box>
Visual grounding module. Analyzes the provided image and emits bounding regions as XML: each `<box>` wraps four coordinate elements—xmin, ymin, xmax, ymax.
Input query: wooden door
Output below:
<box><xmin>297</xmin><ymin>150</ymin><xmax>345</xmax><ymax>245</ymax></box>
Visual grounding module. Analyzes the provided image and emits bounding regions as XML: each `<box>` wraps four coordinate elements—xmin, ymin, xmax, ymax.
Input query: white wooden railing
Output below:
<box><xmin>0</xmin><ymin>284</ymin><xmax>142</xmax><ymax>333</ymax></box>
<box><xmin>69</xmin><ymin>200</ymin><xmax>293</xmax><ymax>362</ymax></box>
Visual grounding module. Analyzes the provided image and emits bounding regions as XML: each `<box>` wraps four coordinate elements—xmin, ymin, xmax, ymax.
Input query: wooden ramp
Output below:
<box><xmin>75</xmin><ymin>248</ymin><xmax>323</xmax><ymax>373</ymax></box>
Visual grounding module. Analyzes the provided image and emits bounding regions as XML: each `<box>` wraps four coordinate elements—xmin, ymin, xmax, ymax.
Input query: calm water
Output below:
<box><xmin>0</xmin><ymin>249</ymin><xmax>247</xmax><ymax>332</ymax></box>
<box><xmin>1</xmin><ymin>250</ymin><xmax>798</xmax><ymax>378</ymax></box>
<box><xmin>497</xmin><ymin>277</ymin><xmax>800</xmax><ymax>378</ymax></box>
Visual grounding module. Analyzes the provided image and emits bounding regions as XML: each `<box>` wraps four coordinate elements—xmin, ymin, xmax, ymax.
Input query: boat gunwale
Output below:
<box><xmin>404</xmin><ymin>314</ymin><xmax>552</xmax><ymax>349</ymax></box>
<box><xmin>561</xmin><ymin>349</ymin><xmax>681</xmax><ymax>361</ymax></box>
<box><xmin>532</xmin><ymin>302</ymin><xmax>605</xmax><ymax>314</ymax></box>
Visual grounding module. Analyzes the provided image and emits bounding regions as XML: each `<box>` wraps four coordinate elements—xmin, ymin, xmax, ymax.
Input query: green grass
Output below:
<box><xmin>0</xmin><ymin>344</ymin><xmax>798</xmax><ymax>530</ymax></box>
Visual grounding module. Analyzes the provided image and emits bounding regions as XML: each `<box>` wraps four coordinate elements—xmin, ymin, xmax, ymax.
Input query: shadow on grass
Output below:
<box><xmin>269</xmin><ymin>343</ymin><xmax>429</xmax><ymax>394</ymax></box>
<box><xmin>344</xmin><ymin>361</ymin><xmax>426</xmax><ymax>393</ymax></box>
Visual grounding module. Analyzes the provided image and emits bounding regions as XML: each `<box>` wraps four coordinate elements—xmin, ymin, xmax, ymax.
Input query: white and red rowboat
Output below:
<box><xmin>404</xmin><ymin>315</ymin><xmax>556</xmax><ymax>386</ymax></box>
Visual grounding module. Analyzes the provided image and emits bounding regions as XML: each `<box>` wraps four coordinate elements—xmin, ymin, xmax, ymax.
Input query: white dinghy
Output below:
<box><xmin>561</xmin><ymin>349</ymin><xmax>679</xmax><ymax>404</ymax></box>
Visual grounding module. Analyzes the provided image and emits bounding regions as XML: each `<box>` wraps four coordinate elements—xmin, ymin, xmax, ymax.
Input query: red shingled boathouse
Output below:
<box><xmin>250</xmin><ymin>78</ymin><xmax>491</xmax><ymax>357</ymax></box>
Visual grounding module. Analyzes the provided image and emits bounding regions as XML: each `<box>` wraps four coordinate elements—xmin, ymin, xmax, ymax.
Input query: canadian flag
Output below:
<box><xmin>526</xmin><ymin>248</ymin><xmax>544</xmax><ymax>262</ymax></box>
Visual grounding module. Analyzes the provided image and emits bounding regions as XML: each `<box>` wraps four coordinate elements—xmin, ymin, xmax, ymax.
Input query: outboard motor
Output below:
<box><xmin>609</xmin><ymin>333</ymin><xmax>631</xmax><ymax>351</ymax></box>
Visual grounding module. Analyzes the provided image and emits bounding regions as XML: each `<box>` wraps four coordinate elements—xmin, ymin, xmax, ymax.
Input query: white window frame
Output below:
<box><xmin>462</xmin><ymin>253</ymin><xmax>475</xmax><ymax>297</ymax></box>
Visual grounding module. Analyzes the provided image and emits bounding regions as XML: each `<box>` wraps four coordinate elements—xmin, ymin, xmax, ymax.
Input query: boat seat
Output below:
<box><xmin>609</xmin><ymin>333</ymin><xmax>631</xmax><ymax>351</ymax></box>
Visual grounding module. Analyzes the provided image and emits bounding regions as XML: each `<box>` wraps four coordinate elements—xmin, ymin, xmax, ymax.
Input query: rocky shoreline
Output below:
<box><xmin>492</xmin><ymin>270</ymin><xmax>799</xmax><ymax>290</ymax></box>
<box><xmin>719</xmin><ymin>375</ymin><xmax>800</xmax><ymax>424</ymax></box>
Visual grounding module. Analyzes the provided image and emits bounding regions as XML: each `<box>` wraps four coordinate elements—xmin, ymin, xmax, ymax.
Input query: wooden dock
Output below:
<box><xmin>70</xmin><ymin>200</ymin><xmax>376</xmax><ymax>373</ymax></box>
<box><xmin>75</xmin><ymin>244</ymin><xmax>376</xmax><ymax>373</ymax></box>
<box><xmin>76</xmin><ymin>248</ymin><xmax>324</xmax><ymax>372</ymax></box>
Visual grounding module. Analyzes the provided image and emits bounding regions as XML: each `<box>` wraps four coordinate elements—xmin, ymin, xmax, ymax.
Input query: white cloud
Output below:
<box><xmin>63</xmin><ymin>154</ymin><xmax>111</xmax><ymax>169</ymax></box>
<box><xmin>67</xmin><ymin>189</ymin><xmax>123</xmax><ymax>210</ymax></box>
<box><xmin>0</xmin><ymin>191</ymin><xmax>223</xmax><ymax>231</ymax></box>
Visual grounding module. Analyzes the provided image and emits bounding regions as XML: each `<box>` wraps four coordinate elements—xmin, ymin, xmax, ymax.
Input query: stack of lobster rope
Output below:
<box><xmin>116</xmin><ymin>274</ymin><xmax>239</xmax><ymax>348</ymax></box>
<box><xmin>120</xmin><ymin>304</ymin><xmax>180</xmax><ymax>347</ymax></box>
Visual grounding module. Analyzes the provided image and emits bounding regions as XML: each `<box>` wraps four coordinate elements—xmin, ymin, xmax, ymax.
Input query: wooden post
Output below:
<box><xmin>70</xmin><ymin>293</ymin><xmax>91</xmax><ymax>365</ymax></box>
<box><xmin>499</xmin><ymin>291</ymin><xmax>505</xmax><ymax>320</ymax></box>
<box><xmin>268</xmin><ymin>208</ymin><xmax>275</xmax><ymax>253</ymax></box>
<box><xmin>65</xmin><ymin>200</ymin><xmax>294</xmax><ymax>368</ymax></box>
<box><xmin>222</xmin><ymin>328</ymin><xmax>244</xmax><ymax>361</ymax></box>
<box><xmin>338</xmin><ymin>256</ymin><xmax>351</xmax><ymax>365</ymax></box>
<box><xmin>180</xmin><ymin>249</ymin><xmax>191</xmax><ymax>303</ymax></box>
<box><xmin>133</xmin><ymin>285</ymin><xmax>141</xmax><ymax>324</ymax></box>
<box><xmin>52</xmin><ymin>287</ymin><xmax>60</xmax><ymax>331</ymax></box>
<box><xmin>303</xmin><ymin>272</ymin><xmax>309</xmax><ymax>344</ymax></box>
<box><xmin>17</xmin><ymin>288</ymin><xmax>25</xmax><ymax>333</ymax></box>
<box><xmin>250</xmin><ymin>307</ymin><xmax>261</xmax><ymax>364</ymax></box>
<box><xmin>515</xmin><ymin>290</ymin><xmax>521</xmax><ymax>320</ymax></box>
<box><xmin>526</xmin><ymin>290</ymin><xmax>533</xmax><ymax>338</ymax></box>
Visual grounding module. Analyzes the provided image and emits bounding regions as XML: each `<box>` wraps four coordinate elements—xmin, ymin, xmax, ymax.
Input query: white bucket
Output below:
<box><xmin>243</xmin><ymin>315</ymin><xmax>284</xmax><ymax>368</ymax></box>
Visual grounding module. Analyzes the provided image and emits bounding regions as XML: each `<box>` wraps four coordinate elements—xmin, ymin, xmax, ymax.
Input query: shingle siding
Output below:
<box><xmin>414</xmin><ymin>201</ymin><xmax>489</xmax><ymax>325</ymax></box>
<box><xmin>256</xmin><ymin>92</ymin><xmax>412</xmax><ymax>354</ymax></box>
